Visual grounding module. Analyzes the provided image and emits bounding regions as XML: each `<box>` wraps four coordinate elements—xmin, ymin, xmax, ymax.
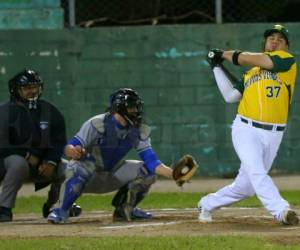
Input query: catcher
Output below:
<box><xmin>48</xmin><ymin>88</ymin><xmax>198</xmax><ymax>223</ymax></box>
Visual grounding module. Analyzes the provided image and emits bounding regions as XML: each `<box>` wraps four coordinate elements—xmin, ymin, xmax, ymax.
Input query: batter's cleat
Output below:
<box><xmin>0</xmin><ymin>207</ymin><xmax>12</xmax><ymax>222</ymax></box>
<box><xmin>47</xmin><ymin>208</ymin><xmax>69</xmax><ymax>224</ymax></box>
<box><xmin>282</xmin><ymin>209</ymin><xmax>299</xmax><ymax>226</ymax></box>
<box><xmin>198</xmin><ymin>207</ymin><xmax>212</xmax><ymax>223</ymax></box>
<box><xmin>113</xmin><ymin>207</ymin><xmax>152</xmax><ymax>222</ymax></box>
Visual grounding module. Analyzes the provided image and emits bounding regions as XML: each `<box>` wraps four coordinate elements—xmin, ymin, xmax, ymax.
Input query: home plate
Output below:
<box><xmin>100</xmin><ymin>221</ymin><xmax>182</xmax><ymax>230</ymax></box>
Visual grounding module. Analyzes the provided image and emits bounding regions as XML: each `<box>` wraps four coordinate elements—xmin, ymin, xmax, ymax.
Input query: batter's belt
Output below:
<box><xmin>240</xmin><ymin>117</ymin><xmax>285</xmax><ymax>131</ymax></box>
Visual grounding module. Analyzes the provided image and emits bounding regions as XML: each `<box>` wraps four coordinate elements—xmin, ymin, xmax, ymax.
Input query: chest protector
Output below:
<box><xmin>98</xmin><ymin>114</ymin><xmax>140</xmax><ymax>170</ymax></box>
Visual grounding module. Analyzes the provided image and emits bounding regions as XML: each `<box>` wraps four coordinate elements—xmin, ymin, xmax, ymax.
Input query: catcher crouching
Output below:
<box><xmin>47</xmin><ymin>88</ymin><xmax>198</xmax><ymax>224</ymax></box>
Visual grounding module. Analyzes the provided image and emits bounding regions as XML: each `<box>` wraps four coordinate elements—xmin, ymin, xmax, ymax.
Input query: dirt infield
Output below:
<box><xmin>1</xmin><ymin>207</ymin><xmax>300</xmax><ymax>244</ymax></box>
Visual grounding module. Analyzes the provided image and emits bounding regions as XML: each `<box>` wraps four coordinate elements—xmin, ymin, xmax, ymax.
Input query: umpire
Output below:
<box><xmin>0</xmin><ymin>69</ymin><xmax>78</xmax><ymax>222</ymax></box>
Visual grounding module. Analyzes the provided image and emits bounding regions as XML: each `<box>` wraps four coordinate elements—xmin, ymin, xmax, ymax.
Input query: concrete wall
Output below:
<box><xmin>0</xmin><ymin>0</ymin><xmax>63</xmax><ymax>29</ymax></box>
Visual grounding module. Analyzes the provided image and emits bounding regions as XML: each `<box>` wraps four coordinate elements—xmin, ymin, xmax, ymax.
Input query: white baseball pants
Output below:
<box><xmin>199</xmin><ymin>115</ymin><xmax>290</xmax><ymax>222</ymax></box>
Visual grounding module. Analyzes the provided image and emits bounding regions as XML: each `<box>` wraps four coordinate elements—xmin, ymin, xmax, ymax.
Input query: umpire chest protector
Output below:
<box><xmin>0</xmin><ymin>101</ymin><xmax>49</xmax><ymax>150</ymax></box>
<box><xmin>98</xmin><ymin>114</ymin><xmax>140</xmax><ymax>171</ymax></box>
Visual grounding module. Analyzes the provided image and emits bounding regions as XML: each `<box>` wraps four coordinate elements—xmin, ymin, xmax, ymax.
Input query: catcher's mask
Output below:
<box><xmin>8</xmin><ymin>69</ymin><xmax>43</xmax><ymax>109</ymax></box>
<box><xmin>109</xmin><ymin>88</ymin><xmax>144</xmax><ymax>127</ymax></box>
<box><xmin>262</xmin><ymin>24</ymin><xmax>289</xmax><ymax>50</ymax></box>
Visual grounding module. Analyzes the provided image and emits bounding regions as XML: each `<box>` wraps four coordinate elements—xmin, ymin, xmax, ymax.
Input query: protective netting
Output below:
<box><xmin>61</xmin><ymin>0</ymin><xmax>295</xmax><ymax>27</ymax></box>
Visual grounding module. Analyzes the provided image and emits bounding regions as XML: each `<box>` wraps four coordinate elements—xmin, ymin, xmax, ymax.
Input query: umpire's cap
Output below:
<box><xmin>264</xmin><ymin>24</ymin><xmax>289</xmax><ymax>46</ymax></box>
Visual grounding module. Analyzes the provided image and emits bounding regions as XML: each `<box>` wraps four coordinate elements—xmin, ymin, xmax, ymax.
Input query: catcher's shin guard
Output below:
<box><xmin>112</xmin><ymin>173</ymin><xmax>156</xmax><ymax>221</ymax></box>
<box><xmin>59</xmin><ymin>163</ymin><xmax>92</xmax><ymax>212</ymax></box>
<box><xmin>42</xmin><ymin>182</ymin><xmax>82</xmax><ymax>218</ymax></box>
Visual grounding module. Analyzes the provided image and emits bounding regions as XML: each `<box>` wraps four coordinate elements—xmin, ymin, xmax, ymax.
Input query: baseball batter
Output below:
<box><xmin>198</xmin><ymin>24</ymin><xmax>298</xmax><ymax>225</ymax></box>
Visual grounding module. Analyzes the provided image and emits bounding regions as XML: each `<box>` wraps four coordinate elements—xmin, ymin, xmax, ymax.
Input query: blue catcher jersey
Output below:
<box><xmin>68</xmin><ymin>113</ymin><xmax>161</xmax><ymax>173</ymax></box>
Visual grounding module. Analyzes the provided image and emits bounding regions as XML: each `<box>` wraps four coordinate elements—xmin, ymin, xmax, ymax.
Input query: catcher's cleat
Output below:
<box><xmin>43</xmin><ymin>203</ymin><xmax>82</xmax><ymax>218</ymax></box>
<box><xmin>0</xmin><ymin>207</ymin><xmax>12</xmax><ymax>222</ymax></box>
<box><xmin>47</xmin><ymin>208</ymin><xmax>69</xmax><ymax>224</ymax></box>
<box><xmin>132</xmin><ymin>208</ymin><xmax>153</xmax><ymax>219</ymax></box>
<box><xmin>113</xmin><ymin>207</ymin><xmax>152</xmax><ymax>222</ymax></box>
<box><xmin>198</xmin><ymin>207</ymin><xmax>212</xmax><ymax>223</ymax></box>
<box><xmin>282</xmin><ymin>209</ymin><xmax>299</xmax><ymax>226</ymax></box>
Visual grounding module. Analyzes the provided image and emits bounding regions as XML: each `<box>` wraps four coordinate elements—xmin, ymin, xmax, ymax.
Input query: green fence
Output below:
<box><xmin>0</xmin><ymin>0</ymin><xmax>63</xmax><ymax>29</ymax></box>
<box><xmin>0</xmin><ymin>23</ymin><xmax>300</xmax><ymax>176</ymax></box>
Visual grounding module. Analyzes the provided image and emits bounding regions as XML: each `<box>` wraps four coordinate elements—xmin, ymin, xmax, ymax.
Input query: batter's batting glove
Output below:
<box><xmin>207</xmin><ymin>49</ymin><xmax>224</xmax><ymax>69</ymax></box>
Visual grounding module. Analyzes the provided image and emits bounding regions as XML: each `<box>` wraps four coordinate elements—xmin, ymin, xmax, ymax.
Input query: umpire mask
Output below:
<box><xmin>8</xmin><ymin>69</ymin><xmax>43</xmax><ymax>109</ymax></box>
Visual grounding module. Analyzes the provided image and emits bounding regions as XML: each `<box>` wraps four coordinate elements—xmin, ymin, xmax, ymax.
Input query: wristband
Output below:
<box><xmin>232</xmin><ymin>50</ymin><xmax>242</xmax><ymax>65</ymax></box>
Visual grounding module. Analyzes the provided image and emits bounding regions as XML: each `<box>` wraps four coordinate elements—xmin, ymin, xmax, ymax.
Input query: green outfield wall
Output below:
<box><xmin>0</xmin><ymin>23</ymin><xmax>300</xmax><ymax>176</ymax></box>
<box><xmin>0</xmin><ymin>0</ymin><xmax>63</xmax><ymax>29</ymax></box>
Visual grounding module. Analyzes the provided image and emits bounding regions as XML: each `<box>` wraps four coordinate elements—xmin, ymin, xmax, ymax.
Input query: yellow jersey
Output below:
<box><xmin>237</xmin><ymin>50</ymin><xmax>297</xmax><ymax>124</ymax></box>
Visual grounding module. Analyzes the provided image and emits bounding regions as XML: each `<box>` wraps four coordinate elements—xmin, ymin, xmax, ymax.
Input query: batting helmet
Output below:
<box><xmin>109</xmin><ymin>88</ymin><xmax>144</xmax><ymax>127</ymax></box>
<box><xmin>8</xmin><ymin>69</ymin><xmax>43</xmax><ymax>109</ymax></box>
<box><xmin>264</xmin><ymin>24</ymin><xmax>289</xmax><ymax>46</ymax></box>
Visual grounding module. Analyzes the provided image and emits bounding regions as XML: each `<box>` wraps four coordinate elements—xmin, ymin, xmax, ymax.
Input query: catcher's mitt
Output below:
<box><xmin>172</xmin><ymin>154</ymin><xmax>198</xmax><ymax>186</ymax></box>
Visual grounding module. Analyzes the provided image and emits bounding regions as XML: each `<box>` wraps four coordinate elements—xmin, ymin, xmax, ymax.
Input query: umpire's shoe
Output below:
<box><xmin>0</xmin><ymin>206</ymin><xmax>12</xmax><ymax>222</ymax></box>
<box><xmin>47</xmin><ymin>208</ymin><xmax>69</xmax><ymax>224</ymax></box>
<box><xmin>282</xmin><ymin>209</ymin><xmax>299</xmax><ymax>226</ymax></box>
<box><xmin>113</xmin><ymin>206</ymin><xmax>152</xmax><ymax>222</ymax></box>
<box><xmin>69</xmin><ymin>203</ymin><xmax>82</xmax><ymax>217</ymax></box>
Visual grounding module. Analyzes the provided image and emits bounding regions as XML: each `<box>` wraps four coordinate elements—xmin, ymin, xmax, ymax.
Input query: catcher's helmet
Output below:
<box><xmin>264</xmin><ymin>24</ymin><xmax>289</xmax><ymax>46</ymax></box>
<box><xmin>109</xmin><ymin>88</ymin><xmax>144</xmax><ymax>127</ymax></box>
<box><xmin>8</xmin><ymin>69</ymin><xmax>43</xmax><ymax>109</ymax></box>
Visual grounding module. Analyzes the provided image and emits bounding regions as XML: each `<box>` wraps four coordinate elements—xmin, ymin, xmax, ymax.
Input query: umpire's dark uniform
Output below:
<box><xmin>0</xmin><ymin>99</ymin><xmax>66</xmax><ymax>221</ymax></box>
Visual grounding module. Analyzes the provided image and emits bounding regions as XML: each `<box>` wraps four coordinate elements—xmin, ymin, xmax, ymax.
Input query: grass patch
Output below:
<box><xmin>14</xmin><ymin>190</ymin><xmax>300</xmax><ymax>214</ymax></box>
<box><xmin>0</xmin><ymin>236</ymin><xmax>299</xmax><ymax>250</ymax></box>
